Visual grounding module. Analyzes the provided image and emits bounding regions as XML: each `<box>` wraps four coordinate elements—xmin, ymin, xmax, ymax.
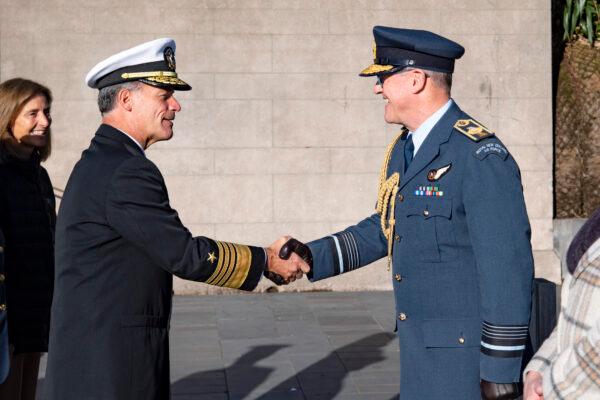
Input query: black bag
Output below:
<box><xmin>522</xmin><ymin>278</ymin><xmax>559</xmax><ymax>370</ymax></box>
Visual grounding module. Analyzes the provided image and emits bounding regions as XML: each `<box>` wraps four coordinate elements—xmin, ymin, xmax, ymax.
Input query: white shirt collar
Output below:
<box><xmin>115</xmin><ymin>128</ymin><xmax>145</xmax><ymax>154</ymax></box>
<box><xmin>409</xmin><ymin>99</ymin><xmax>454</xmax><ymax>156</ymax></box>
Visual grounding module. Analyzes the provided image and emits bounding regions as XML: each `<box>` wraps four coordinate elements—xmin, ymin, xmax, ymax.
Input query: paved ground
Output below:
<box><xmin>38</xmin><ymin>291</ymin><xmax>400</xmax><ymax>399</ymax></box>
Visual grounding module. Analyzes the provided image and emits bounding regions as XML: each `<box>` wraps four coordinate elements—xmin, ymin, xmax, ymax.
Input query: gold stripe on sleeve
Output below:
<box><xmin>223</xmin><ymin>244</ymin><xmax>252</xmax><ymax>289</ymax></box>
<box><xmin>206</xmin><ymin>241</ymin><xmax>229</xmax><ymax>285</ymax></box>
<box><xmin>215</xmin><ymin>242</ymin><xmax>236</xmax><ymax>287</ymax></box>
<box><xmin>215</xmin><ymin>242</ymin><xmax>234</xmax><ymax>286</ymax></box>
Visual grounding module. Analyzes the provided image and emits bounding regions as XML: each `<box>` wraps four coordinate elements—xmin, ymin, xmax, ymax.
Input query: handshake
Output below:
<box><xmin>264</xmin><ymin>236</ymin><xmax>312</xmax><ymax>285</ymax></box>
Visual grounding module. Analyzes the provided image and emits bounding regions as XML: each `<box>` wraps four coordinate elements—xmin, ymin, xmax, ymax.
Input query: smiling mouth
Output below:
<box><xmin>30</xmin><ymin>130</ymin><xmax>46</xmax><ymax>136</ymax></box>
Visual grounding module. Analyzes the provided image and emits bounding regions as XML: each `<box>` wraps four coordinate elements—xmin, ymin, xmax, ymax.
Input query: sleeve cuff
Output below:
<box><xmin>203</xmin><ymin>240</ymin><xmax>265</xmax><ymax>291</ymax></box>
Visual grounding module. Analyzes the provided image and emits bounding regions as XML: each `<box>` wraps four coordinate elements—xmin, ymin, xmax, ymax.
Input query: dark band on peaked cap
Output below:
<box><xmin>85</xmin><ymin>38</ymin><xmax>191</xmax><ymax>91</ymax></box>
<box><xmin>360</xmin><ymin>26</ymin><xmax>465</xmax><ymax>77</ymax></box>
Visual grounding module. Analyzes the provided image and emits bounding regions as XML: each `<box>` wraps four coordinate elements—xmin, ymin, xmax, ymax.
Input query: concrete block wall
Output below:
<box><xmin>0</xmin><ymin>0</ymin><xmax>557</xmax><ymax>294</ymax></box>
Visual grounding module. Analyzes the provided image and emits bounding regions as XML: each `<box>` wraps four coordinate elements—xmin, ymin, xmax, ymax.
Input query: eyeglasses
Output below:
<box><xmin>376</xmin><ymin>69</ymin><xmax>428</xmax><ymax>86</ymax></box>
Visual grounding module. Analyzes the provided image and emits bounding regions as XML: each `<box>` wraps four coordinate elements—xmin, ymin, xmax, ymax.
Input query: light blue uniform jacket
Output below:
<box><xmin>307</xmin><ymin>102</ymin><xmax>534</xmax><ymax>399</ymax></box>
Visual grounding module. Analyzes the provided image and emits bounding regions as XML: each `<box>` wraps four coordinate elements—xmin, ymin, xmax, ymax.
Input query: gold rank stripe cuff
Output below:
<box><xmin>205</xmin><ymin>241</ymin><xmax>253</xmax><ymax>289</ymax></box>
<box><xmin>121</xmin><ymin>71</ymin><xmax>178</xmax><ymax>79</ymax></box>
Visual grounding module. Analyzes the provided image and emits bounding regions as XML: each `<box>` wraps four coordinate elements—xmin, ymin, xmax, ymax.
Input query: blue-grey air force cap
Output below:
<box><xmin>360</xmin><ymin>26</ymin><xmax>465</xmax><ymax>77</ymax></box>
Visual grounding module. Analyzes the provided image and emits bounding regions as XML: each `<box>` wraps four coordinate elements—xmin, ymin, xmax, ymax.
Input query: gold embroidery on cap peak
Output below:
<box><xmin>360</xmin><ymin>64</ymin><xmax>395</xmax><ymax>76</ymax></box>
<box><xmin>144</xmin><ymin>76</ymin><xmax>189</xmax><ymax>86</ymax></box>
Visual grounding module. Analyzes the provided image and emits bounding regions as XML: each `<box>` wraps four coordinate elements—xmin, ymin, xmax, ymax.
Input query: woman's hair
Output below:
<box><xmin>0</xmin><ymin>78</ymin><xmax>53</xmax><ymax>161</ymax></box>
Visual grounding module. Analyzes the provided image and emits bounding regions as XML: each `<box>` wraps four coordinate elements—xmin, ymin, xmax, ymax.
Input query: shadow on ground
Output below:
<box><xmin>171</xmin><ymin>332</ymin><xmax>399</xmax><ymax>399</ymax></box>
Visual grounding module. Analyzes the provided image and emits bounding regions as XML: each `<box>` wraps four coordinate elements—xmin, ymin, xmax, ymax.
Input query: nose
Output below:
<box><xmin>374</xmin><ymin>83</ymin><xmax>383</xmax><ymax>95</ymax></box>
<box><xmin>39</xmin><ymin>112</ymin><xmax>51</xmax><ymax>128</ymax></box>
<box><xmin>169</xmin><ymin>96</ymin><xmax>181</xmax><ymax>112</ymax></box>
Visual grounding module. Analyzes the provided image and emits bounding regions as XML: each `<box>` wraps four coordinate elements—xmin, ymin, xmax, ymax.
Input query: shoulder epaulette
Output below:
<box><xmin>453</xmin><ymin>119</ymin><xmax>494</xmax><ymax>142</ymax></box>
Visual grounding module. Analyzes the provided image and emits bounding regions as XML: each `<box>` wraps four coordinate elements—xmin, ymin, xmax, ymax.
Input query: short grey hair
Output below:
<box><xmin>403</xmin><ymin>67</ymin><xmax>452</xmax><ymax>96</ymax></box>
<box><xmin>97</xmin><ymin>81</ymin><xmax>141</xmax><ymax>115</ymax></box>
<box><xmin>427</xmin><ymin>70</ymin><xmax>452</xmax><ymax>95</ymax></box>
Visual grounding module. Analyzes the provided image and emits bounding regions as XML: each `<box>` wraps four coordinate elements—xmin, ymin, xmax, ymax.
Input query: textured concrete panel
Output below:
<box><xmin>91</xmin><ymin>7</ymin><xmax>213</xmax><ymax>34</ymax></box>
<box><xmin>214</xmin><ymin>148</ymin><xmax>330</xmax><ymax>174</ymax></box>
<box><xmin>330</xmin><ymin>148</ymin><xmax>386</xmax><ymax>174</ymax></box>
<box><xmin>214</xmin><ymin>9</ymin><xmax>328</xmax><ymax>34</ymax></box>
<box><xmin>533</xmin><ymin>250</ymin><xmax>561</xmax><ymax>283</ymax></box>
<box><xmin>328</xmin><ymin>10</ymin><xmax>398</xmax><ymax>34</ymax></box>
<box><xmin>497</xmin><ymin>98</ymin><xmax>552</xmax><ymax>146</ymax></box>
<box><xmin>50</xmin><ymin>100</ymin><xmax>103</xmax><ymax>151</ymax></box>
<box><xmin>0</xmin><ymin>32</ymin><xmax>37</xmax><ymax>78</ymax></box>
<box><xmin>273</xmin><ymin>100</ymin><xmax>387</xmax><ymax>147</ymax></box>
<box><xmin>272</xmin><ymin>34</ymin><xmax>371</xmax><ymax>73</ymax></box>
<box><xmin>273</xmin><ymin>174</ymin><xmax>378</xmax><ymax>222</ymax></box>
<box><xmin>168</xmin><ymin>100</ymin><xmax>272</xmax><ymax>148</ymax></box>
<box><xmin>166</xmin><ymin>175</ymin><xmax>273</xmax><ymax>224</ymax></box>
<box><xmin>522</xmin><ymin>171</ymin><xmax>553</xmax><ymax>219</ymax></box>
<box><xmin>215</xmin><ymin>73</ymin><xmax>330</xmax><ymax>100</ymax></box>
<box><xmin>147</xmin><ymin>148</ymin><xmax>214</xmax><ymax>176</ymax></box>
<box><xmin>510</xmin><ymin>145</ymin><xmax>553</xmax><ymax>172</ymax></box>
<box><xmin>183</xmin><ymin>35</ymin><xmax>273</xmax><ymax>73</ymax></box>
<box><xmin>530</xmin><ymin>218</ymin><xmax>553</xmax><ymax>251</ymax></box>
<box><xmin>329</xmin><ymin>73</ymin><xmax>377</xmax><ymax>99</ymax></box>
<box><xmin>497</xmin><ymin>34</ymin><xmax>551</xmax><ymax>73</ymax></box>
<box><xmin>494</xmin><ymin>10</ymin><xmax>550</xmax><ymax>35</ymax></box>
<box><xmin>495</xmin><ymin>72</ymin><xmax>552</xmax><ymax>99</ymax></box>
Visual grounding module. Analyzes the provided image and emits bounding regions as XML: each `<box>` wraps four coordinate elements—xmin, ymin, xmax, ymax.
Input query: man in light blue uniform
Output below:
<box><xmin>287</xmin><ymin>26</ymin><xmax>534</xmax><ymax>399</ymax></box>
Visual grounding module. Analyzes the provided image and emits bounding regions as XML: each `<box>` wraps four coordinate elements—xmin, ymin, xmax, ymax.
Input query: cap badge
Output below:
<box><xmin>164</xmin><ymin>47</ymin><xmax>176</xmax><ymax>71</ymax></box>
<box><xmin>372</xmin><ymin>41</ymin><xmax>377</xmax><ymax>61</ymax></box>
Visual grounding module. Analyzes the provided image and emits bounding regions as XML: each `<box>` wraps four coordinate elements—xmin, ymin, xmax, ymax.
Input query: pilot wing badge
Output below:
<box><xmin>427</xmin><ymin>163</ymin><xmax>452</xmax><ymax>182</ymax></box>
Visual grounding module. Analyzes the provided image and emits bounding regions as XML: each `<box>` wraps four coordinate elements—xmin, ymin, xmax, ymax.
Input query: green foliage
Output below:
<box><xmin>563</xmin><ymin>0</ymin><xmax>600</xmax><ymax>44</ymax></box>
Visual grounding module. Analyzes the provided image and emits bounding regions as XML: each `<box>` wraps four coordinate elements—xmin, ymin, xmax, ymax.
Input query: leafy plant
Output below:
<box><xmin>563</xmin><ymin>0</ymin><xmax>600</xmax><ymax>44</ymax></box>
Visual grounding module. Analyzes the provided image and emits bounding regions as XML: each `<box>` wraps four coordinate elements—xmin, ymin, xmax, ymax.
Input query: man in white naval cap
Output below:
<box><xmin>43</xmin><ymin>38</ymin><xmax>309</xmax><ymax>400</ymax></box>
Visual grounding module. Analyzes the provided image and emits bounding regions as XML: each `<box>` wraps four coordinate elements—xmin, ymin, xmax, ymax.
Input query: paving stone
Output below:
<box><xmin>37</xmin><ymin>292</ymin><xmax>399</xmax><ymax>399</ymax></box>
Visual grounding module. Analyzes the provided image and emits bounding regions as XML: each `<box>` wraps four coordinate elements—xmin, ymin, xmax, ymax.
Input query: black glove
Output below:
<box><xmin>480</xmin><ymin>379</ymin><xmax>522</xmax><ymax>400</ymax></box>
<box><xmin>278</xmin><ymin>238</ymin><xmax>313</xmax><ymax>267</ymax></box>
<box><xmin>263</xmin><ymin>238</ymin><xmax>313</xmax><ymax>285</ymax></box>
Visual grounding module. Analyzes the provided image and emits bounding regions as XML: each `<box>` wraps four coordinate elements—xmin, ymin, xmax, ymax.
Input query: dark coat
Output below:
<box><xmin>44</xmin><ymin>124</ymin><xmax>266</xmax><ymax>400</ymax></box>
<box><xmin>308</xmin><ymin>102</ymin><xmax>534</xmax><ymax>399</ymax></box>
<box><xmin>0</xmin><ymin>149</ymin><xmax>55</xmax><ymax>354</ymax></box>
<box><xmin>0</xmin><ymin>229</ymin><xmax>8</xmax><ymax>383</ymax></box>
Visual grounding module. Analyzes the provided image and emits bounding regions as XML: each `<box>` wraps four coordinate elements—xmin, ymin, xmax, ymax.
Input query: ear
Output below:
<box><xmin>408</xmin><ymin>69</ymin><xmax>427</xmax><ymax>94</ymax></box>
<box><xmin>116</xmin><ymin>87</ymin><xmax>134</xmax><ymax>112</ymax></box>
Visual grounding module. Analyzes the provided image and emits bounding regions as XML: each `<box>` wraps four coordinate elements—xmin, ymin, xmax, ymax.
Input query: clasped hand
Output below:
<box><xmin>264</xmin><ymin>236</ymin><xmax>311</xmax><ymax>285</ymax></box>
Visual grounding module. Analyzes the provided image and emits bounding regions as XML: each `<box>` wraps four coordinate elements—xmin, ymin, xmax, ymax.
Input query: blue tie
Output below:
<box><xmin>404</xmin><ymin>134</ymin><xmax>414</xmax><ymax>172</ymax></box>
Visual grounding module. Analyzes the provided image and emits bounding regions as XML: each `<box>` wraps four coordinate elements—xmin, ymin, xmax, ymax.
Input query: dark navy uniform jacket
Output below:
<box><xmin>308</xmin><ymin>102</ymin><xmax>534</xmax><ymax>399</ymax></box>
<box><xmin>45</xmin><ymin>124</ymin><xmax>266</xmax><ymax>400</ymax></box>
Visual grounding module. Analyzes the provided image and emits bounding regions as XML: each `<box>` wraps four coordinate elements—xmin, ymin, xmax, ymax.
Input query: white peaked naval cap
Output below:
<box><xmin>85</xmin><ymin>38</ymin><xmax>191</xmax><ymax>91</ymax></box>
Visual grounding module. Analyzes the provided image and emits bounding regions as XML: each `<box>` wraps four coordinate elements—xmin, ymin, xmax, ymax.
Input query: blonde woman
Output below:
<box><xmin>0</xmin><ymin>78</ymin><xmax>55</xmax><ymax>400</ymax></box>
